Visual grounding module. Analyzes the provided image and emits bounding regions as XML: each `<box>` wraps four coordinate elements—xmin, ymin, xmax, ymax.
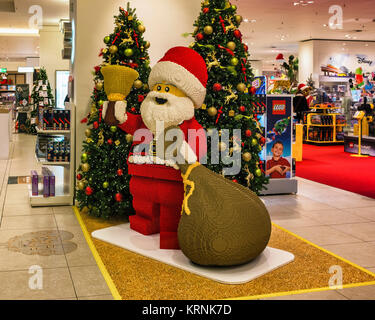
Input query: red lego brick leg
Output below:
<box><xmin>129</xmin><ymin>197</ymin><xmax>160</xmax><ymax>235</ymax></box>
<box><xmin>159</xmin><ymin>204</ymin><xmax>181</xmax><ymax>249</ymax></box>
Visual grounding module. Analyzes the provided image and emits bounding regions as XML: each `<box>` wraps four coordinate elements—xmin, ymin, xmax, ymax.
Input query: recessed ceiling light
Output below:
<box><xmin>0</xmin><ymin>28</ymin><xmax>39</xmax><ymax>35</ymax></box>
<box><xmin>244</xmin><ymin>18</ymin><xmax>249</xmax><ymax>23</ymax></box>
<box><xmin>250</xmin><ymin>19</ymin><xmax>257</xmax><ymax>23</ymax></box>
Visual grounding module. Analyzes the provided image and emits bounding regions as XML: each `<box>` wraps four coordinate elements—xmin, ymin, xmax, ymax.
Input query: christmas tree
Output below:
<box><xmin>27</xmin><ymin>67</ymin><xmax>55</xmax><ymax>134</ymax></box>
<box><xmin>189</xmin><ymin>0</ymin><xmax>268</xmax><ymax>194</ymax></box>
<box><xmin>76</xmin><ymin>4</ymin><xmax>151</xmax><ymax>219</ymax></box>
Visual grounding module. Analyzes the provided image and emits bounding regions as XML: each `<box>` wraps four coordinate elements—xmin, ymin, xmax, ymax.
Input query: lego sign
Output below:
<box><xmin>272</xmin><ymin>100</ymin><xmax>286</xmax><ymax>115</ymax></box>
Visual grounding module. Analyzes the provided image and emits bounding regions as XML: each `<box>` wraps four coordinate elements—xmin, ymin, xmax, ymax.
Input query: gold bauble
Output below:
<box><xmin>204</xmin><ymin>25</ymin><xmax>213</xmax><ymax>35</ymax></box>
<box><xmin>85</xmin><ymin>129</ymin><xmax>92</xmax><ymax>138</ymax></box>
<box><xmin>193</xmin><ymin>26</ymin><xmax>199</xmax><ymax>35</ymax></box>
<box><xmin>109</xmin><ymin>45</ymin><xmax>118</xmax><ymax>54</ymax></box>
<box><xmin>128</xmin><ymin>15</ymin><xmax>133</xmax><ymax>21</ymax></box>
<box><xmin>201</xmin><ymin>104</ymin><xmax>207</xmax><ymax>110</ymax></box>
<box><xmin>144</xmin><ymin>41</ymin><xmax>150</xmax><ymax>49</ymax></box>
<box><xmin>218</xmin><ymin>142</ymin><xmax>227</xmax><ymax>151</ymax></box>
<box><xmin>77</xmin><ymin>181</ymin><xmax>85</xmax><ymax>190</ymax></box>
<box><xmin>208</xmin><ymin>107</ymin><xmax>218</xmax><ymax>117</ymax></box>
<box><xmin>228</xmin><ymin>110</ymin><xmax>235</xmax><ymax>117</ymax></box>
<box><xmin>235</xmin><ymin>15</ymin><xmax>243</xmax><ymax>24</ymax></box>
<box><xmin>143</xmin><ymin>84</ymin><xmax>149</xmax><ymax>90</ymax></box>
<box><xmin>227</xmin><ymin>41</ymin><xmax>236</xmax><ymax>51</ymax></box>
<box><xmin>81</xmin><ymin>206</ymin><xmax>89</xmax><ymax>214</ymax></box>
<box><xmin>242</xmin><ymin>152</ymin><xmax>252</xmax><ymax>162</ymax></box>
<box><xmin>138</xmin><ymin>25</ymin><xmax>146</xmax><ymax>33</ymax></box>
<box><xmin>134</xmin><ymin>80</ymin><xmax>143</xmax><ymax>89</ymax></box>
<box><xmin>81</xmin><ymin>163</ymin><xmax>90</xmax><ymax>172</ymax></box>
<box><xmin>126</xmin><ymin>134</ymin><xmax>133</xmax><ymax>143</ymax></box>
<box><xmin>95</xmin><ymin>82</ymin><xmax>103</xmax><ymax>91</ymax></box>
<box><xmin>237</xmin><ymin>83</ymin><xmax>246</xmax><ymax>92</ymax></box>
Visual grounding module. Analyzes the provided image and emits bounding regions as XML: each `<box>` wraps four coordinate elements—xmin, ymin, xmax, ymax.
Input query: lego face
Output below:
<box><xmin>152</xmin><ymin>83</ymin><xmax>187</xmax><ymax>98</ymax></box>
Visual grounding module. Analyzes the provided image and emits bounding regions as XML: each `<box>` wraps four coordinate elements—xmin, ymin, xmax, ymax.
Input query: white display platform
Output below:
<box><xmin>92</xmin><ymin>224</ymin><xmax>295</xmax><ymax>285</ymax></box>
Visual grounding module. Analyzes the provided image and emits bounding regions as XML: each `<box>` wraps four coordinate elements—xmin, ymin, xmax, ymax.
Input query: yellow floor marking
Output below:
<box><xmin>73</xmin><ymin>206</ymin><xmax>122</xmax><ymax>300</ymax></box>
<box><xmin>73</xmin><ymin>207</ymin><xmax>375</xmax><ymax>301</ymax></box>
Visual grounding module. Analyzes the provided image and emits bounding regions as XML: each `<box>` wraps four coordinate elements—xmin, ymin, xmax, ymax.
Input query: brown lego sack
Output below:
<box><xmin>177</xmin><ymin>162</ymin><xmax>271</xmax><ymax>266</ymax></box>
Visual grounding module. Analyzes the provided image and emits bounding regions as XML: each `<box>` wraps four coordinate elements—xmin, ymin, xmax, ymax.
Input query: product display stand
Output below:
<box><xmin>304</xmin><ymin>103</ymin><xmax>346</xmax><ymax>145</ymax></box>
<box><xmin>0</xmin><ymin>108</ymin><xmax>11</xmax><ymax>159</ymax></box>
<box><xmin>28</xmin><ymin>103</ymin><xmax>75</xmax><ymax>206</ymax></box>
<box><xmin>351</xmin><ymin>111</ymin><xmax>369</xmax><ymax>158</ymax></box>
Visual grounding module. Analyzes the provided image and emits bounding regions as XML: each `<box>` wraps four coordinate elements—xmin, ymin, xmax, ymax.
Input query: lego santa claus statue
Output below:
<box><xmin>102</xmin><ymin>47</ymin><xmax>208</xmax><ymax>249</ymax></box>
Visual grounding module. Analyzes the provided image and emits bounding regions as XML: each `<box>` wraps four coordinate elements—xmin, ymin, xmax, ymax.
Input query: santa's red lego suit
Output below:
<box><xmin>115</xmin><ymin>47</ymin><xmax>208</xmax><ymax>249</ymax></box>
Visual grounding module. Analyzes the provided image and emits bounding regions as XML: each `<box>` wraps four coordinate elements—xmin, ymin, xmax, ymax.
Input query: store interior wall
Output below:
<box><xmin>298</xmin><ymin>40</ymin><xmax>314</xmax><ymax>84</ymax></box>
<box><xmin>299</xmin><ymin>39</ymin><xmax>375</xmax><ymax>86</ymax></box>
<box><xmin>71</xmin><ymin>0</ymin><xmax>202</xmax><ymax>170</ymax></box>
<box><xmin>39</xmin><ymin>25</ymin><xmax>70</xmax><ymax>92</ymax></box>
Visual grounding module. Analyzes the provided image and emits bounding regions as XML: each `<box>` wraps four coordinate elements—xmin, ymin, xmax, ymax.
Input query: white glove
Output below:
<box><xmin>102</xmin><ymin>100</ymin><xmax>128</xmax><ymax>124</ymax></box>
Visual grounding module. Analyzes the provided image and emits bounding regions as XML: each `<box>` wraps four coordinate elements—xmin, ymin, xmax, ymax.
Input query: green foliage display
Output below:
<box><xmin>189</xmin><ymin>0</ymin><xmax>268</xmax><ymax>194</ymax></box>
<box><xmin>281</xmin><ymin>55</ymin><xmax>299</xmax><ymax>89</ymax></box>
<box><xmin>75</xmin><ymin>4</ymin><xmax>151</xmax><ymax>219</ymax></box>
<box><xmin>27</xmin><ymin>67</ymin><xmax>55</xmax><ymax>134</ymax></box>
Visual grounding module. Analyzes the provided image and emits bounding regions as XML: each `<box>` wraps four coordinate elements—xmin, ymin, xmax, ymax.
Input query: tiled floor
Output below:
<box><xmin>0</xmin><ymin>134</ymin><xmax>111</xmax><ymax>300</ymax></box>
<box><xmin>0</xmin><ymin>134</ymin><xmax>374</xmax><ymax>300</ymax></box>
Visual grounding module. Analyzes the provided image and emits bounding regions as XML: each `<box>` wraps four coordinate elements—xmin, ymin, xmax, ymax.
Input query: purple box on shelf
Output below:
<box><xmin>42</xmin><ymin>167</ymin><xmax>50</xmax><ymax>197</ymax></box>
<box><xmin>31</xmin><ymin>170</ymin><xmax>38</xmax><ymax>196</ymax></box>
<box><xmin>48</xmin><ymin>169</ymin><xmax>55</xmax><ymax>197</ymax></box>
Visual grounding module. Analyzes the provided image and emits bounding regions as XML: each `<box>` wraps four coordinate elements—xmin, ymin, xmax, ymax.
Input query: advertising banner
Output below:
<box><xmin>265</xmin><ymin>95</ymin><xmax>293</xmax><ymax>180</ymax></box>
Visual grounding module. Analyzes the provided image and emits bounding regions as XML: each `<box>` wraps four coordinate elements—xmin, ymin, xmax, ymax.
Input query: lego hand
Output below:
<box><xmin>102</xmin><ymin>100</ymin><xmax>128</xmax><ymax>125</ymax></box>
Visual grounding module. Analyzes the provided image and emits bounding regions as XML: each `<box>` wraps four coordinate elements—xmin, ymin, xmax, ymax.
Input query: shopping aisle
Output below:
<box><xmin>0</xmin><ymin>134</ymin><xmax>112</xmax><ymax>300</ymax></box>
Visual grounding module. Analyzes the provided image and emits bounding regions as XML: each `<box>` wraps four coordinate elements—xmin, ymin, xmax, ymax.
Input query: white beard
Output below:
<box><xmin>140</xmin><ymin>91</ymin><xmax>195</xmax><ymax>133</ymax></box>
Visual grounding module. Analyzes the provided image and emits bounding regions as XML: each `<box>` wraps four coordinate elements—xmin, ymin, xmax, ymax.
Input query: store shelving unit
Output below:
<box><xmin>29</xmin><ymin>103</ymin><xmax>75</xmax><ymax>207</ymax></box>
<box><xmin>304</xmin><ymin>103</ymin><xmax>346</xmax><ymax>145</ymax></box>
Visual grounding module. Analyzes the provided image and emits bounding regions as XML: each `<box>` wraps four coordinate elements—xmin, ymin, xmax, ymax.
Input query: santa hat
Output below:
<box><xmin>298</xmin><ymin>83</ymin><xmax>310</xmax><ymax>92</ymax></box>
<box><xmin>148</xmin><ymin>47</ymin><xmax>208</xmax><ymax>107</ymax></box>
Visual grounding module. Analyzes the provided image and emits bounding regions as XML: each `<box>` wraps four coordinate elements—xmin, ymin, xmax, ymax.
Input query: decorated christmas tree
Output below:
<box><xmin>27</xmin><ymin>67</ymin><xmax>55</xmax><ymax>134</ymax></box>
<box><xmin>76</xmin><ymin>4</ymin><xmax>151</xmax><ymax>219</ymax></box>
<box><xmin>188</xmin><ymin>0</ymin><xmax>268</xmax><ymax>194</ymax></box>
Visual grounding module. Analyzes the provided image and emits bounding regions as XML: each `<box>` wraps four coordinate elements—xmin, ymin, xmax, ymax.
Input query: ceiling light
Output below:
<box><xmin>18</xmin><ymin>67</ymin><xmax>34</xmax><ymax>73</ymax></box>
<box><xmin>0</xmin><ymin>28</ymin><xmax>39</xmax><ymax>35</ymax></box>
<box><xmin>244</xmin><ymin>18</ymin><xmax>249</xmax><ymax>23</ymax></box>
<box><xmin>250</xmin><ymin>19</ymin><xmax>257</xmax><ymax>23</ymax></box>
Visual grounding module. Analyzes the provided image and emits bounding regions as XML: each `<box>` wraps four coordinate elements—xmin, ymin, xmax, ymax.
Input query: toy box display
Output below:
<box><xmin>42</xmin><ymin>108</ymin><xmax>71</xmax><ymax>130</ymax></box>
<box><xmin>30</xmin><ymin>167</ymin><xmax>55</xmax><ymax>197</ymax></box>
<box><xmin>35</xmin><ymin>135</ymin><xmax>70</xmax><ymax>163</ymax></box>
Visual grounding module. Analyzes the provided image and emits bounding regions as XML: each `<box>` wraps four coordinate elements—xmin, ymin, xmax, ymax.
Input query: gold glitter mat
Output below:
<box><xmin>74</xmin><ymin>207</ymin><xmax>375</xmax><ymax>300</ymax></box>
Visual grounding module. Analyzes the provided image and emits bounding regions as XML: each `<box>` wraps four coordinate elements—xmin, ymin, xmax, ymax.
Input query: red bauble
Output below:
<box><xmin>131</xmin><ymin>107</ymin><xmax>136</xmax><ymax>113</ymax></box>
<box><xmin>76</xmin><ymin>174</ymin><xmax>82</xmax><ymax>181</ymax></box>
<box><xmin>243</xmin><ymin>44</ymin><xmax>249</xmax><ymax>52</ymax></box>
<box><xmin>213</xmin><ymin>83</ymin><xmax>222</xmax><ymax>92</ymax></box>
<box><xmin>117</xmin><ymin>169</ymin><xmax>123</xmax><ymax>176</ymax></box>
<box><xmin>234</xmin><ymin>30</ymin><xmax>242</xmax><ymax>39</ymax></box>
<box><xmin>85</xmin><ymin>186</ymin><xmax>93</xmax><ymax>196</ymax></box>
<box><xmin>203</xmin><ymin>7</ymin><xmax>209</xmax><ymax>14</ymax></box>
<box><xmin>93</xmin><ymin>121</ymin><xmax>99</xmax><ymax>129</ymax></box>
<box><xmin>246</xmin><ymin>129</ymin><xmax>252</xmax><ymax>137</ymax></box>
<box><xmin>115</xmin><ymin>193</ymin><xmax>123</xmax><ymax>202</ymax></box>
<box><xmin>232</xmin><ymin>179</ymin><xmax>238</xmax><ymax>183</ymax></box>
<box><xmin>239</xmin><ymin>106</ymin><xmax>246</xmax><ymax>112</ymax></box>
<box><xmin>107</xmin><ymin>139</ymin><xmax>113</xmax><ymax>145</ymax></box>
<box><xmin>138</xmin><ymin>95</ymin><xmax>145</xmax><ymax>103</ymax></box>
<box><xmin>260</xmin><ymin>137</ymin><xmax>266</xmax><ymax>145</ymax></box>
<box><xmin>196</xmin><ymin>33</ymin><xmax>204</xmax><ymax>41</ymax></box>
